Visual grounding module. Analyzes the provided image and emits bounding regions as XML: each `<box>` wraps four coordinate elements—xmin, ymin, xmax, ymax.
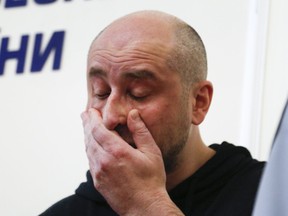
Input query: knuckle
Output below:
<box><xmin>91</xmin><ymin>126</ymin><xmax>98</xmax><ymax>135</ymax></box>
<box><xmin>90</xmin><ymin>165</ymin><xmax>104</xmax><ymax>190</ymax></box>
<box><xmin>136</xmin><ymin>125</ymin><xmax>149</xmax><ymax>138</ymax></box>
<box><xmin>137</xmin><ymin>125</ymin><xmax>148</xmax><ymax>134</ymax></box>
<box><xmin>94</xmin><ymin>181</ymin><xmax>102</xmax><ymax>191</ymax></box>
<box><xmin>109</xmin><ymin>146</ymin><xmax>128</xmax><ymax>160</ymax></box>
<box><xmin>98</xmin><ymin>157</ymin><xmax>111</xmax><ymax>172</ymax></box>
<box><xmin>114</xmin><ymin>149</ymin><xmax>127</xmax><ymax>160</ymax></box>
<box><xmin>133</xmin><ymin>119</ymin><xmax>148</xmax><ymax>135</ymax></box>
<box><xmin>94</xmin><ymin>169</ymin><xmax>102</xmax><ymax>180</ymax></box>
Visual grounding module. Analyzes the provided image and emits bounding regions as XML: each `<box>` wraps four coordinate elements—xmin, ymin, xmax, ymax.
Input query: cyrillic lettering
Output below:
<box><xmin>0</xmin><ymin>35</ymin><xmax>29</xmax><ymax>75</ymax></box>
<box><xmin>30</xmin><ymin>31</ymin><xmax>65</xmax><ymax>72</ymax></box>
<box><xmin>34</xmin><ymin>0</ymin><xmax>57</xmax><ymax>4</ymax></box>
<box><xmin>5</xmin><ymin>0</ymin><xmax>27</xmax><ymax>8</ymax></box>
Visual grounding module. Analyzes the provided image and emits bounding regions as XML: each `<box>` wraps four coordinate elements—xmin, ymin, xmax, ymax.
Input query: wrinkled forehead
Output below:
<box><xmin>89</xmin><ymin>40</ymin><xmax>173</xmax><ymax>61</ymax></box>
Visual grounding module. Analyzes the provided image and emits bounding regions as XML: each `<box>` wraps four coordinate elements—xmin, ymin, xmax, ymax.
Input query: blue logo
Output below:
<box><xmin>0</xmin><ymin>31</ymin><xmax>66</xmax><ymax>76</ymax></box>
<box><xmin>4</xmin><ymin>0</ymin><xmax>73</xmax><ymax>8</ymax></box>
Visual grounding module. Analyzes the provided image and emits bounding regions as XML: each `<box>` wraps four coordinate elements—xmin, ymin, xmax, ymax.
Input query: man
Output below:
<box><xmin>40</xmin><ymin>10</ymin><xmax>265</xmax><ymax>216</ymax></box>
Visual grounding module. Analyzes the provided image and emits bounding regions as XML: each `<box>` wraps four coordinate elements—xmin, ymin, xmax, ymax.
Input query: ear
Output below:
<box><xmin>191</xmin><ymin>81</ymin><xmax>213</xmax><ymax>125</ymax></box>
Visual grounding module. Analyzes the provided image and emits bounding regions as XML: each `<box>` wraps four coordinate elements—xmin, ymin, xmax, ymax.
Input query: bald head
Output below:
<box><xmin>90</xmin><ymin>10</ymin><xmax>207</xmax><ymax>85</ymax></box>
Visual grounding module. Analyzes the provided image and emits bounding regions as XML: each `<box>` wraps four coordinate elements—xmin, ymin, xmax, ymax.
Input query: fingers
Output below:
<box><xmin>127</xmin><ymin>109</ymin><xmax>160</xmax><ymax>153</ymax></box>
<box><xmin>81</xmin><ymin>110</ymin><xmax>101</xmax><ymax>159</ymax></box>
<box><xmin>81</xmin><ymin>108</ymin><xmax>128</xmax><ymax>153</ymax></box>
<box><xmin>81</xmin><ymin>108</ymin><xmax>159</xmax><ymax>155</ymax></box>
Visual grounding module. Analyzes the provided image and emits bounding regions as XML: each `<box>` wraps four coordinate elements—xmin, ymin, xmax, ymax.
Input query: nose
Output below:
<box><xmin>102</xmin><ymin>94</ymin><xmax>129</xmax><ymax>130</ymax></box>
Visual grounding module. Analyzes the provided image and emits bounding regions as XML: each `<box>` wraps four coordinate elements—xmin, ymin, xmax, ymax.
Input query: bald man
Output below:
<box><xmin>40</xmin><ymin>11</ymin><xmax>265</xmax><ymax>216</ymax></box>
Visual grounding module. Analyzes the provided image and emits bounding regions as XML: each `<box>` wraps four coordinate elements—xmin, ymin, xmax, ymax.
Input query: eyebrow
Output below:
<box><xmin>89</xmin><ymin>68</ymin><xmax>157</xmax><ymax>81</ymax></box>
<box><xmin>88</xmin><ymin>68</ymin><xmax>106</xmax><ymax>78</ymax></box>
<box><xmin>123</xmin><ymin>70</ymin><xmax>156</xmax><ymax>80</ymax></box>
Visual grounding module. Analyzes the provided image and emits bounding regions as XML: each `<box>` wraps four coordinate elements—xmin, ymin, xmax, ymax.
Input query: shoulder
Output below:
<box><xmin>211</xmin><ymin>142</ymin><xmax>265</xmax><ymax>197</ymax></box>
<box><xmin>39</xmin><ymin>195</ymin><xmax>88</xmax><ymax>216</ymax></box>
<box><xmin>208</xmin><ymin>162</ymin><xmax>264</xmax><ymax>216</ymax></box>
<box><xmin>207</xmin><ymin>142</ymin><xmax>266</xmax><ymax>216</ymax></box>
<box><xmin>39</xmin><ymin>194</ymin><xmax>117</xmax><ymax>216</ymax></box>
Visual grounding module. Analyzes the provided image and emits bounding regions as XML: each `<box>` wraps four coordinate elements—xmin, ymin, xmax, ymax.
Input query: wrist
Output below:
<box><xmin>124</xmin><ymin>191</ymin><xmax>184</xmax><ymax>216</ymax></box>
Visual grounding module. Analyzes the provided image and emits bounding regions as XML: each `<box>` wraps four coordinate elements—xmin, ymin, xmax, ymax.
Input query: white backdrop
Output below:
<box><xmin>0</xmin><ymin>0</ymin><xmax>287</xmax><ymax>215</ymax></box>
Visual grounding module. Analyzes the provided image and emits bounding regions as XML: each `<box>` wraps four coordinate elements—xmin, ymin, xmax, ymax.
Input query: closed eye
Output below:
<box><xmin>94</xmin><ymin>92</ymin><xmax>110</xmax><ymax>100</ymax></box>
<box><xmin>128</xmin><ymin>92</ymin><xmax>148</xmax><ymax>101</ymax></box>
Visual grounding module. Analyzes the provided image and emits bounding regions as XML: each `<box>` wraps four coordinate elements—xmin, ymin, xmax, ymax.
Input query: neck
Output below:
<box><xmin>165</xmin><ymin>126</ymin><xmax>215</xmax><ymax>191</ymax></box>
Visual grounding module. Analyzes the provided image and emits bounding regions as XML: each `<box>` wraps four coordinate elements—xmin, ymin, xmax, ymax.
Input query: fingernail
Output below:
<box><xmin>130</xmin><ymin>109</ymin><xmax>140</xmax><ymax>121</ymax></box>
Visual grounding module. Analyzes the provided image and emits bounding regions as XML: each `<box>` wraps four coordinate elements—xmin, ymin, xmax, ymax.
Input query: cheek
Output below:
<box><xmin>87</xmin><ymin>97</ymin><xmax>106</xmax><ymax>113</ymax></box>
<box><xmin>137</xmin><ymin>103</ymin><xmax>169</xmax><ymax>131</ymax></box>
<box><xmin>139</xmin><ymin>98</ymin><xmax>189</xmax><ymax>133</ymax></box>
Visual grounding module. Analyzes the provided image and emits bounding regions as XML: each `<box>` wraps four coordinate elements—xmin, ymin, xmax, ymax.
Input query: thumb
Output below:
<box><xmin>127</xmin><ymin>109</ymin><xmax>159</xmax><ymax>152</ymax></box>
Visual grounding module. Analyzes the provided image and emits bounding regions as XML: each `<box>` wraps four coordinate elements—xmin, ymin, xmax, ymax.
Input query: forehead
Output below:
<box><xmin>87</xmin><ymin>41</ymin><xmax>173</xmax><ymax>83</ymax></box>
<box><xmin>89</xmin><ymin>40</ymin><xmax>172</xmax><ymax>64</ymax></box>
<box><xmin>87</xmin><ymin>15</ymin><xmax>177</xmax><ymax>79</ymax></box>
<box><xmin>91</xmin><ymin>13</ymin><xmax>175</xmax><ymax>51</ymax></box>
<box><xmin>88</xmin><ymin>38</ymin><xmax>175</xmax><ymax>78</ymax></box>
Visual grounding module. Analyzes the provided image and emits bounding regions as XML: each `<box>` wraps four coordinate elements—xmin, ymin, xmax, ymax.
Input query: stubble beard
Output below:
<box><xmin>114</xmin><ymin>90</ymin><xmax>191</xmax><ymax>174</ymax></box>
<box><xmin>161</xmin><ymin>88</ymin><xmax>191</xmax><ymax>174</ymax></box>
<box><xmin>160</xmin><ymin>124</ymin><xmax>190</xmax><ymax>174</ymax></box>
<box><xmin>115</xmin><ymin>118</ymin><xmax>189</xmax><ymax>174</ymax></box>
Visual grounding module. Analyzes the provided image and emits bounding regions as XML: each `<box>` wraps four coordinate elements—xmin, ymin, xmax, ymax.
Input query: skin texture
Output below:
<box><xmin>81</xmin><ymin>11</ymin><xmax>215</xmax><ymax>215</ymax></box>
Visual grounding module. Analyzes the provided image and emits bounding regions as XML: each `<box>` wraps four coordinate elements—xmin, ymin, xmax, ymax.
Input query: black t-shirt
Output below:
<box><xmin>40</xmin><ymin>142</ymin><xmax>265</xmax><ymax>216</ymax></box>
